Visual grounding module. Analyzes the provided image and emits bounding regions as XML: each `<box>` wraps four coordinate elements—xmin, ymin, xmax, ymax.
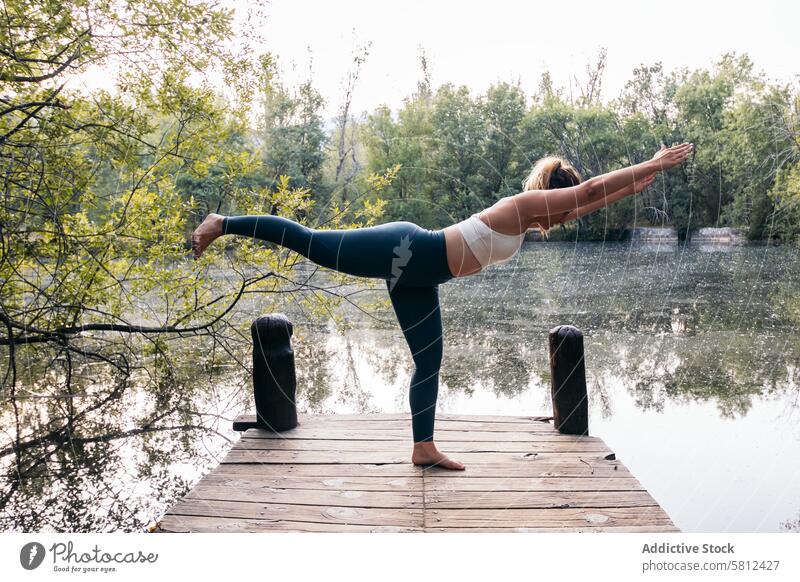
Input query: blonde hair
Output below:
<box><xmin>522</xmin><ymin>156</ymin><xmax>583</xmax><ymax>238</ymax></box>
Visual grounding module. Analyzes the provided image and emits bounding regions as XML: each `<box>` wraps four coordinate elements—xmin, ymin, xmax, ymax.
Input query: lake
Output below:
<box><xmin>2</xmin><ymin>240</ymin><xmax>799</xmax><ymax>532</ymax></box>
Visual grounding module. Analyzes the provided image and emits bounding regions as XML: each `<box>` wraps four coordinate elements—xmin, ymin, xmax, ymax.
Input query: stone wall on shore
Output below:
<box><xmin>629</xmin><ymin>227</ymin><xmax>679</xmax><ymax>243</ymax></box>
<box><xmin>688</xmin><ymin>227</ymin><xmax>744</xmax><ymax>244</ymax></box>
<box><xmin>522</xmin><ymin>226</ymin><xmax>746</xmax><ymax>244</ymax></box>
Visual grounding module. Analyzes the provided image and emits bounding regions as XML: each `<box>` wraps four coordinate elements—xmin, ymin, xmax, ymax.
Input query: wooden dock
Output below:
<box><xmin>156</xmin><ymin>412</ymin><xmax>680</xmax><ymax>533</ymax></box>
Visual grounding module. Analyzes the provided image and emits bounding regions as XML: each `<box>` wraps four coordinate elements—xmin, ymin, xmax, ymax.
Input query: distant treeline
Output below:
<box><xmin>193</xmin><ymin>51</ymin><xmax>798</xmax><ymax>242</ymax></box>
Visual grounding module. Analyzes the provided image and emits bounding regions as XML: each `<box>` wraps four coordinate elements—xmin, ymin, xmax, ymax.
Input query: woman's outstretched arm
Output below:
<box><xmin>556</xmin><ymin>172</ymin><xmax>657</xmax><ymax>224</ymax></box>
<box><xmin>529</xmin><ymin>178</ymin><xmax>650</xmax><ymax>230</ymax></box>
<box><xmin>515</xmin><ymin>143</ymin><xmax>693</xmax><ymax>222</ymax></box>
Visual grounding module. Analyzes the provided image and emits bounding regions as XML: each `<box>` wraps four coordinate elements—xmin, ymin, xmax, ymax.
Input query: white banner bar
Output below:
<box><xmin>2</xmin><ymin>532</ymin><xmax>799</xmax><ymax>581</ymax></box>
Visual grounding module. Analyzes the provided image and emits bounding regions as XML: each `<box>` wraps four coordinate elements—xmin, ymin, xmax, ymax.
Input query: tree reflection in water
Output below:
<box><xmin>2</xmin><ymin>242</ymin><xmax>799</xmax><ymax>531</ymax></box>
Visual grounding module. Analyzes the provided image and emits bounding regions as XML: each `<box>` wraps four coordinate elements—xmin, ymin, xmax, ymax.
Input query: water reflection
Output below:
<box><xmin>1</xmin><ymin>242</ymin><xmax>799</xmax><ymax>532</ymax></box>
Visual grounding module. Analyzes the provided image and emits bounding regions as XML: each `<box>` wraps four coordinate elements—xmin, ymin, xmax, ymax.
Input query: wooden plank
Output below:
<box><xmin>223</xmin><ymin>450</ymin><xmax>407</xmax><ymax>464</ymax></box>
<box><xmin>206</xmin><ymin>463</ymin><xmax>423</xmax><ymax>478</ymax></box>
<box><xmin>234</xmin><ymin>438</ymin><xmax>611</xmax><ymax>454</ymax></box>
<box><xmin>215</xmin><ymin>461</ymin><xmax>632</xmax><ymax>478</ymax></box>
<box><xmin>246</xmin><ymin>418</ymin><xmax>556</xmax><ymax>433</ymax></box>
<box><xmin>157</xmin><ymin>516</ymin><xmax>678</xmax><ymax>533</ymax></box>
<box><xmin>158</xmin><ymin>514</ymin><xmax>421</xmax><ymax>533</ymax></box>
<box><xmin>164</xmin><ymin>499</ymin><xmax>423</xmax><ymax>527</ymax></box>
<box><xmin>426</xmin><ymin>525</ymin><xmax>681</xmax><ymax>533</ymax></box>
<box><xmin>186</xmin><ymin>485</ymin><xmax>421</xmax><ymax>508</ymax></box>
<box><xmin>424</xmin><ymin>490</ymin><xmax>660</xmax><ymax>509</ymax></box>
<box><xmin>200</xmin><ymin>474</ymin><xmax>423</xmax><ymax>492</ymax></box>
<box><xmin>221</xmin><ymin>450</ymin><xmax>621</xmax><ymax>465</ymax></box>
<box><xmin>419</xmin><ymin>464</ymin><xmax>633</xmax><ymax>478</ymax></box>
<box><xmin>423</xmin><ymin>476</ymin><xmax>644</xmax><ymax>492</ymax></box>
<box><xmin>200</xmin><ymin>473</ymin><xmax>643</xmax><ymax>493</ymax></box>
<box><xmin>239</xmin><ymin>428</ymin><xmax>601</xmax><ymax>443</ymax></box>
<box><xmin>237</xmin><ymin>413</ymin><xmax>553</xmax><ymax>424</ymax></box>
<box><xmin>427</xmin><ymin>507</ymin><xmax>676</xmax><ymax>528</ymax></box>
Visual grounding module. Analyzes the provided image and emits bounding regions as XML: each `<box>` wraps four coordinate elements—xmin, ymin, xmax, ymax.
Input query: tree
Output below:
<box><xmin>672</xmin><ymin>53</ymin><xmax>759</xmax><ymax>228</ymax></box>
<box><xmin>325</xmin><ymin>40</ymin><xmax>371</xmax><ymax>211</ymax></box>
<box><xmin>429</xmin><ymin>84</ymin><xmax>487</xmax><ymax>219</ymax></box>
<box><xmin>2</xmin><ymin>0</ymin><xmax>253</xmax><ymax>374</ymax></box>
<box><xmin>478</xmin><ymin>82</ymin><xmax>528</xmax><ymax>198</ymax></box>
<box><xmin>257</xmin><ymin>55</ymin><xmax>328</xmax><ymax>195</ymax></box>
<box><xmin>0</xmin><ymin>1</ymin><xmax>391</xmax><ymax>528</ymax></box>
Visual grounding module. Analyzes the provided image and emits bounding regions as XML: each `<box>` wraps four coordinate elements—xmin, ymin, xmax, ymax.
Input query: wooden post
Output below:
<box><xmin>241</xmin><ymin>313</ymin><xmax>298</xmax><ymax>432</ymax></box>
<box><xmin>548</xmin><ymin>325</ymin><xmax>588</xmax><ymax>435</ymax></box>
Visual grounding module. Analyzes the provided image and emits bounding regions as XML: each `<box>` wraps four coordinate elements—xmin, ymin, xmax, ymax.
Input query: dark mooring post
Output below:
<box><xmin>548</xmin><ymin>325</ymin><xmax>589</xmax><ymax>435</ymax></box>
<box><xmin>246</xmin><ymin>313</ymin><xmax>298</xmax><ymax>432</ymax></box>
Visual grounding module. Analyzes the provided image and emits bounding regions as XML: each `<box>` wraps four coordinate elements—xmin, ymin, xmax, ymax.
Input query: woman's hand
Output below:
<box><xmin>633</xmin><ymin>172</ymin><xmax>657</xmax><ymax>193</ymax></box>
<box><xmin>651</xmin><ymin>142</ymin><xmax>694</xmax><ymax>171</ymax></box>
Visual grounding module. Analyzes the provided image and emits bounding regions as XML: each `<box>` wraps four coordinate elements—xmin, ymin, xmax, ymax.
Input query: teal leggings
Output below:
<box><xmin>222</xmin><ymin>215</ymin><xmax>454</xmax><ymax>442</ymax></box>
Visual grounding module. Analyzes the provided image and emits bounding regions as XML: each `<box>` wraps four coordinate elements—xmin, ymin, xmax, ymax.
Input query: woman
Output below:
<box><xmin>192</xmin><ymin>142</ymin><xmax>694</xmax><ymax>470</ymax></box>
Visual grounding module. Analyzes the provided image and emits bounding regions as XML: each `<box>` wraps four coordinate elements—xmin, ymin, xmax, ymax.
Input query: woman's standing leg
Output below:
<box><xmin>386</xmin><ymin>281</ymin><xmax>464</xmax><ymax>470</ymax></box>
<box><xmin>192</xmin><ymin>213</ymin><xmax>463</xmax><ymax>468</ymax></box>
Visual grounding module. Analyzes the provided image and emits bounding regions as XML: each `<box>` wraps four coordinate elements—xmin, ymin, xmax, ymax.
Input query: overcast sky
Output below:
<box><xmin>71</xmin><ymin>0</ymin><xmax>798</xmax><ymax>119</ymax></box>
<box><xmin>251</xmin><ymin>0</ymin><xmax>798</xmax><ymax>118</ymax></box>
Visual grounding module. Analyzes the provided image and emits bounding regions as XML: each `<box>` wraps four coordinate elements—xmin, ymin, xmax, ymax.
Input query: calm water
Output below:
<box><xmin>2</xmin><ymin>241</ymin><xmax>800</xmax><ymax>532</ymax></box>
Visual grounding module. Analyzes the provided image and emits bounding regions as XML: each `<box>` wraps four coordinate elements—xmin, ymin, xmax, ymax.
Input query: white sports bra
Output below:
<box><xmin>455</xmin><ymin>213</ymin><xmax>525</xmax><ymax>270</ymax></box>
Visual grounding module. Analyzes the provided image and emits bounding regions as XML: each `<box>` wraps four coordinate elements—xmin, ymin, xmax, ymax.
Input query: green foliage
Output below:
<box><xmin>358</xmin><ymin>52</ymin><xmax>798</xmax><ymax>241</ymax></box>
<box><xmin>258</xmin><ymin>57</ymin><xmax>328</xmax><ymax>194</ymax></box>
<box><xmin>479</xmin><ymin>82</ymin><xmax>528</xmax><ymax>197</ymax></box>
<box><xmin>0</xmin><ymin>0</ymin><xmax>366</xmax><ymax>392</ymax></box>
<box><xmin>769</xmin><ymin>163</ymin><xmax>800</xmax><ymax>242</ymax></box>
<box><xmin>362</xmin><ymin>95</ymin><xmax>438</xmax><ymax>226</ymax></box>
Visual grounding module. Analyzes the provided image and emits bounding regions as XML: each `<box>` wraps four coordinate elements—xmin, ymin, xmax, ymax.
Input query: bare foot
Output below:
<box><xmin>412</xmin><ymin>442</ymin><xmax>465</xmax><ymax>470</ymax></box>
<box><xmin>191</xmin><ymin>213</ymin><xmax>224</xmax><ymax>259</ymax></box>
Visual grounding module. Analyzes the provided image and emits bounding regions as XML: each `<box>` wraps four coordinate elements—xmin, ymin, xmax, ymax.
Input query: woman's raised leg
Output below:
<box><xmin>386</xmin><ymin>281</ymin><xmax>464</xmax><ymax>470</ymax></box>
<box><xmin>192</xmin><ymin>213</ymin><xmax>426</xmax><ymax>282</ymax></box>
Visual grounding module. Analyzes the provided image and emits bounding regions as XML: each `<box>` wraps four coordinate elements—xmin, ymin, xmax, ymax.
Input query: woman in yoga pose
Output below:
<box><xmin>192</xmin><ymin>142</ymin><xmax>694</xmax><ymax>470</ymax></box>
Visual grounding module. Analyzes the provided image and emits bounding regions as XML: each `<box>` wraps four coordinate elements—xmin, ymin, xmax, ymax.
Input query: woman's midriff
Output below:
<box><xmin>442</xmin><ymin>224</ymin><xmax>483</xmax><ymax>277</ymax></box>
